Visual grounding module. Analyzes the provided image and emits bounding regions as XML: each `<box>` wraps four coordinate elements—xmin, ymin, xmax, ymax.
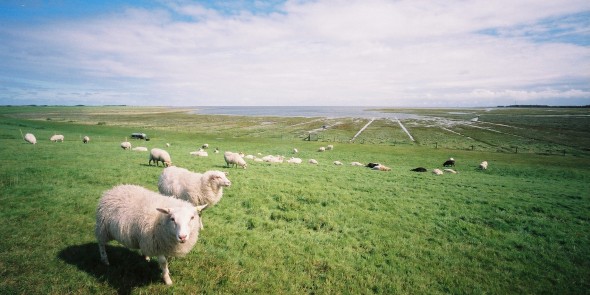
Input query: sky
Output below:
<box><xmin>0</xmin><ymin>0</ymin><xmax>589</xmax><ymax>107</ymax></box>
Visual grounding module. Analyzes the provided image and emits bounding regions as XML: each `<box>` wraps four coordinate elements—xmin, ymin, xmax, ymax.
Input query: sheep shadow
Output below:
<box><xmin>58</xmin><ymin>243</ymin><xmax>162</xmax><ymax>295</ymax></box>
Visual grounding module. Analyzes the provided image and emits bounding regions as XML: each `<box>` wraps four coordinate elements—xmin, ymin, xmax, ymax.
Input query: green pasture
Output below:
<box><xmin>0</xmin><ymin>106</ymin><xmax>589</xmax><ymax>294</ymax></box>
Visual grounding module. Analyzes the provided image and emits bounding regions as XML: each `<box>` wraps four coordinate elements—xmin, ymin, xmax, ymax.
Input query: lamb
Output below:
<box><xmin>132</xmin><ymin>146</ymin><xmax>148</xmax><ymax>152</ymax></box>
<box><xmin>443</xmin><ymin>157</ymin><xmax>455</xmax><ymax>167</ymax></box>
<box><xmin>410</xmin><ymin>167</ymin><xmax>428</xmax><ymax>172</ymax></box>
<box><xmin>50</xmin><ymin>134</ymin><xmax>64</xmax><ymax>142</ymax></box>
<box><xmin>82</xmin><ymin>136</ymin><xmax>90</xmax><ymax>144</ymax></box>
<box><xmin>95</xmin><ymin>184</ymin><xmax>207</xmax><ymax>285</ymax></box>
<box><xmin>308</xmin><ymin>159</ymin><xmax>318</xmax><ymax>164</ymax></box>
<box><xmin>333</xmin><ymin>161</ymin><xmax>343</xmax><ymax>165</ymax></box>
<box><xmin>479</xmin><ymin>161</ymin><xmax>488</xmax><ymax>170</ymax></box>
<box><xmin>149</xmin><ymin>148</ymin><xmax>172</xmax><ymax>167</ymax></box>
<box><xmin>224</xmin><ymin>151</ymin><xmax>247</xmax><ymax>169</ymax></box>
<box><xmin>158</xmin><ymin>166</ymin><xmax>231</xmax><ymax>207</ymax></box>
<box><xmin>373</xmin><ymin>164</ymin><xmax>391</xmax><ymax>171</ymax></box>
<box><xmin>24</xmin><ymin>133</ymin><xmax>36</xmax><ymax>144</ymax></box>
<box><xmin>432</xmin><ymin>169</ymin><xmax>443</xmax><ymax>175</ymax></box>
<box><xmin>121</xmin><ymin>141</ymin><xmax>132</xmax><ymax>150</ymax></box>
<box><xmin>287</xmin><ymin>157</ymin><xmax>302</xmax><ymax>164</ymax></box>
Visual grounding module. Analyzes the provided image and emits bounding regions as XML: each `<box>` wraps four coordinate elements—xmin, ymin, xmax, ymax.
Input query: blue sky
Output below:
<box><xmin>1</xmin><ymin>0</ymin><xmax>589</xmax><ymax>107</ymax></box>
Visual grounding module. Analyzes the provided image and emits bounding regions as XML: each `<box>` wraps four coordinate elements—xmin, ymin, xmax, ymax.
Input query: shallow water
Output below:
<box><xmin>189</xmin><ymin>106</ymin><xmax>420</xmax><ymax>119</ymax></box>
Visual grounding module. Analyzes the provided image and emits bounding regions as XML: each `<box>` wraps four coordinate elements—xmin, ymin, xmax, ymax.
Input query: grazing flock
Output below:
<box><xmin>21</xmin><ymin>130</ymin><xmax>490</xmax><ymax>285</ymax></box>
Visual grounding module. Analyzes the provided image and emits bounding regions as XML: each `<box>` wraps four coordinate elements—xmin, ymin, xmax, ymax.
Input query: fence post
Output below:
<box><xmin>515</xmin><ymin>147</ymin><xmax>518</xmax><ymax>154</ymax></box>
<box><xmin>435</xmin><ymin>142</ymin><xmax>438</xmax><ymax>149</ymax></box>
<box><xmin>563</xmin><ymin>150</ymin><xmax>566</xmax><ymax>156</ymax></box>
<box><xmin>471</xmin><ymin>145</ymin><xmax>474</xmax><ymax>151</ymax></box>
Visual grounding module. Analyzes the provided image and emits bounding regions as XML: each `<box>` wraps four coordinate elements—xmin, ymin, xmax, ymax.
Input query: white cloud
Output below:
<box><xmin>0</xmin><ymin>0</ymin><xmax>589</xmax><ymax>106</ymax></box>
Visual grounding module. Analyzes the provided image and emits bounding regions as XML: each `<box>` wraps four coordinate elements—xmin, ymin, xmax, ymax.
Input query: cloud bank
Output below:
<box><xmin>0</xmin><ymin>0</ymin><xmax>589</xmax><ymax>106</ymax></box>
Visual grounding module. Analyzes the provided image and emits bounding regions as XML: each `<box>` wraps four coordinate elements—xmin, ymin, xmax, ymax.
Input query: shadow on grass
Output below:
<box><xmin>58</xmin><ymin>242</ymin><xmax>162</xmax><ymax>295</ymax></box>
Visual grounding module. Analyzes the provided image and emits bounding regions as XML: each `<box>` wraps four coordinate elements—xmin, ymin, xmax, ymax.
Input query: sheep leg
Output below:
<box><xmin>158</xmin><ymin>255</ymin><xmax>172</xmax><ymax>285</ymax></box>
<box><xmin>98</xmin><ymin>242</ymin><xmax>110</xmax><ymax>265</ymax></box>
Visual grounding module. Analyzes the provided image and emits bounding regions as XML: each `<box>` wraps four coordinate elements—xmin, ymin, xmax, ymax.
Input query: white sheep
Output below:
<box><xmin>95</xmin><ymin>184</ymin><xmax>207</xmax><ymax>285</ymax></box>
<box><xmin>149</xmin><ymin>148</ymin><xmax>172</xmax><ymax>167</ymax></box>
<box><xmin>190</xmin><ymin>150</ymin><xmax>208</xmax><ymax>157</ymax></box>
<box><xmin>24</xmin><ymin>133</ymin><xmax>36</xmax><ymax>144</ymax></box>
<box><xmin>224</xmin><ymin>151</ymin><xmax>247</xmax><ymax>169</ymax></box>
<box><xmin>350</xmin><ymin>162</ymin><xmax>364</xmax><ymax>166</ymax></box>
<box><xmin>308</xmin><ymin>159</ymin><xmax>318</xmax><ymax>164</ymax></box>
<box><xmin>479</xmin><ymin>161</ymin><xmax>488</xmax><ymax>170</ymax></box>
<box><xmin>318</xmin><ymin>147</ymin><xmax>326</xmax><ymax>152</ymax></box>
<box><xmin>287</xmin><ymin>157</ymin><xmax>302</xmax><ymax>164</ymax></box>
<box><xmin>82</xmin><ymin>136</ymin><xmax>90</xmax><ymax>144</ymax></box>
<box><xmin>202</xmin><ymin>144</ymin><xmax>209</xmax><ymax>149</ymax></box>
<box><xmin>262</xmin><ymin>155</ymin><xmax>284</xmax><ymax>163</ymax></box>
<box><xmin>373</xmin><ymin>164</ymin><xmax>391</xmax><ymax>171</ymax></box>
<box><xmin>293</xmin><ymin>148</ymin><xmax>298</xmax><ymax>153</ymax></box>
<box><xmin>121</xmin><ymin>141</ymin><xmax>131</xmax><ymax>150</ymax></box>
<box><xmin>50</xmin><ymin>134</ymin><xmax>64</xmax><ymax>142</ymax></box>
<box><xmin>158</xmin><ymin>166</ymin><xmax>231</xmax><ymax>207</ymax></box>
<box><xmin>244</xmin><ymin>154</ymin><xmax>255</xmax><ymax>160</ymax></box>
<box><xmin>166</xmin><ymin>143</ymin><xmax>171</xmax><ymax>147</ymax></box>
<box><xmin>132</xmin><ymin>146</ymin><xmax>148</xmax><ymax>152</ymax></box>
<box><xmin>432</xmin><ymin>168</ymin><xmax>443</xmax><ymax>175</ymax></box>
<box><xmin>333</xmin><ymin>161</ymin><xmax>343</xmax><ymax>165</ymax></box>
<box><xmin>326</xmin><ymin>144</ymin><xmax>334</xmax><ymax>150</ymax></box>
<box><xmin>444</xmin><ymin>168</ymin><xmax>458</xmax><ymax>174</ymax></box>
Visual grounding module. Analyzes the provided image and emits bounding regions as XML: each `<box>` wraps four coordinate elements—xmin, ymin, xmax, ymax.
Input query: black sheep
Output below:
<box><xmin>410</xmin><ymin>167</ymin><xmax>428</xmax><ymax>172</ymax></box>
<box><xmin>366</xmin><ymin>163</ymin><xmax>380</xmax><ymax>168</ymax></box>
<box><xmin>443</xmin><ymin>159</ymin><xmax>455</xmax><ymax>167</ymax></box>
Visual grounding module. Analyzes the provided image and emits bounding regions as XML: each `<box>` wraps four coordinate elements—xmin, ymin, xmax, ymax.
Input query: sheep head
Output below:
<box><xmin>156</xmin><ymin>207</ymin><xmax>200</xmax><ymax>243</ymax></box>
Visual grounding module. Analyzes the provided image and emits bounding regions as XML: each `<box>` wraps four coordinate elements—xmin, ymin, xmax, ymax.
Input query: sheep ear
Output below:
<box><xmin>156</xmin><ymin>208</ymin><xmax>171</xmax><ymax>215</ymax></box>
<box><xmin>195</xmin><ymin>204</ymin><xmax>208</xmax><ymax>213</ymax></box>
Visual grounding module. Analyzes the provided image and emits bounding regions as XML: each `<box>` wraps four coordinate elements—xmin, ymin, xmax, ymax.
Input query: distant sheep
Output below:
<box><xmin>244</xmin><ymin>155</ymin><xmax>255</xmax><ymax>160</ymax></box>
<box><xmin>24</xmin><ymin>133</ymin><xmax>36</xmax><ymax>144</ymax></box>
<box><xmin>121</xmin><ymin>141</ymin><xmax>132</xmax><ymax>150</ymax></box>
<box><xmin>350</xmin><ymin>162</ymin><xmax>364</xmax><ymax>166</ymax></box>
<box><xmin>444</xmin><ymin>169</ymin><xmax>458</xmax><ymax>174</ymax></box>
<box><xmin>158</xmin><ymin>166</ymin><xmax>231</xmax><ymax>207</ymax></box>
<box><xmin>95</xmin><ymin>184</ymin><xmax>207</xmax><ymax>285</ymax></box>
<box><xmin>262</xmin><ymin>155</ymin><xmax>284</xmax><ymax>163</ymax></box>
<box><xmin>308</xmin><ymin>159</ymin><xmax>318</xmax><ymax>164</ymax></box>
<box><xmin>373</xmin><ymin>164</ymin><xmax>391</xmax><ymax>171</ymax></box>
<box><xmin>224</xmin><ymin>151</ymin><xmax>247</xmax><ymax>169</ymax></box>
<box><xmin>82</xmin><ymin>136</ymin><xmax>90</xmax><ymax>144</ymax></box>
<box><xmin>149</xmin><ymin>148</ymin><xmax>172</xmax><ymax>167</ymax></box>
<box><xmin>166</xmin><ymin>143</ymin><xmax>171</xmax><ymax>147</ymax></box>
<box><xmin>479</xmin><ymin>161</ymin><xmax>488</xmax><ymax>170</ymax></box>
<box><xmin>190</xmin><ymin>150</ymin><xmax>208</xmax><ymax>157</ymax></box>
<box><xmin>287</xmin><ymin>157</ymin><xmax>302</xmax><ymax>164</ymax></box>
<box><xmin>318</xmin><ymin>147</ymin><xmax>326</xmax><ymax>152</ymax></box>
<box><xmin>432</xmin><ymin>169</ymin><xmax>443</xmax><ymax>175</ymax></box>
<box><xmin>202</xmin><ymin>144</ymin><xmax>209</xmax><ymax>149</ymax></box>
<box><xmin>132</xmin><ymin>147</ymin><xmax>148</xmax><ymax>152</ymax></box>
<box><xmin>411</xmin><ymin>167</ymin><xmax>427</xmax><ymax>172</ymax></box>
<box><xmin>443</xmin><ymin>158</ymin><xmax>455</xmax><ymax>167</ymax></box>
<box><xmin>50</xmin><ymin>134</ymin><xmax>64</xmax><ymax>142</ymax></box>
<box><xmin>333</xmin><ymin>161</ymin><xmax>343</xmax><ymax>165</ymax></box>
<box><xmin>366</xmin><ymin>163</ymin><xmax>380</xmax><ymax>168</ymax></box>
<box><xmin>293</xmin><ymin>148</ymin><xmax>298</xmax><ymax>153</ymax></box>
<box><xmin>326</xmin><ymin>144</ymin><xmax>334</xmax><ymax>150</ymax></box>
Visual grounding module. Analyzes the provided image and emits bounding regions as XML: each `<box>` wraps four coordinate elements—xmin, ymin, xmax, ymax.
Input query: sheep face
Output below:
<box><xmin>209</xmin><ymin>171</ymin><xmax>231</xmax><ymax>188</ymax></box>
<box><xmin>156</xmin><ymin>207</ymin><xmax>199</xmax><ymax>243</ymax></box>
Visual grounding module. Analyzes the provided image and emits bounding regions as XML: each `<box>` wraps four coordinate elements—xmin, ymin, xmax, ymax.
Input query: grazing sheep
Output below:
<box><xmin>326</xmin><ymin>144</ymin><xmax>334</xmax><ymax>150</ymax></box>
<box><xmin>366</xmin><ymin>163</ymin><xmax>380</xmax><ymax>168</ymax></box>
<box><xmin>373</xmin><ymin>164</ymin><xmax>391</xmax><ymax>171</ymax></box>
<box><xmin>262</xmin><ymin>155</ymin><xmax>284</xmax><ymax>163</ymax></box>
<box><xmin>214</xmin><ymin>147</ymin><xmax>220</xmax><ymax>153</ymax></box>
<box><xmin>287</xmin><ymin>157</ymin><xmax>302</xmax><ymax>164</ymax></box>
<box><xmin>121</xmin><ymin>141</ymin><xmax>132</xmax><ymax>150</ymax></box>
<box><xmin>350</xmin><ymin>162</ymin><xmax>364</xmax><ymax>166</ymax></box>
<box><xmin>479</xmin><ymin>161</ymin><xmax>488</xmax><ymax>170</ymax></box>
<box><xmin>443</xmin><ymin>158</ymin><xmax>455</xmax><ymax>167</ymax></box>
<box><xmin>132</xmin><ymin>147</ymin><xmax>148</xmax><ymax>152</ymax></box>
<box><xmin>308</xmin><ymin>159</ymin><xmax>318</xmax><ymax>164</ymax></box>
<box><xmin>158</xmin><ymin>166</ymin><xmax>231</xmax><ymax>207</ymax></box>
<box><xmin>224</xmin><ymin>151</ymin><xmax>247</xmax><ymax>169</ymax></box>
<box><xmin>95</xmin><ymin>184</ymin><xmax>207</xmax><ymax>285</ymax></box>
<box><xmin>432</xmin><ymin>169</ymin><xmax>443</xmax><ymax>175</ymax></box>
<box><xmin>410</xmin><ymin>167</ymin><xmax>428</xmax><ymax>172</ymax></box>
<box><xmin>149</xmin><ymin>148</ymin><xmax>172</xmax><ymax>167</ymax></box>
<box><xmin>318</xmin><ymin>147</ymin><xmax>326</xmax><ymax>152</ymax></box>
<box><xmin>333</xmin><ymin>161</ymin><xmax>343</xmax><ymax>165</ymax></box>
<box><xmin>293</xmin><ymin>148</ymin><xmax>298</xmax><ymax>153</ymax></box>
<box><xmin>24</xmin><ymin>133</ymin><xmax>37</xmax><ymax>144</ymax></box>
<box><xmin>202</xmin><ymin>144</ymin><xmax>209</xmax><ymax>149</ymax></box>
<box><xmin>82</xmin><ymin>136</ymin><xmax>90</xmax><ymax>144</ymax></box>
<box><xmin>50</xmin><ymin>134</ymin><xmax>64</xmax><ymax>142</ymax></box>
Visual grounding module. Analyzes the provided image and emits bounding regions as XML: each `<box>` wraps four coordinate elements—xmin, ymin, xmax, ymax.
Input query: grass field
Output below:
<box><xmin>0</xmin><ymin>106</ymin><xmax>589</xmax><ymax>294</ymax></box>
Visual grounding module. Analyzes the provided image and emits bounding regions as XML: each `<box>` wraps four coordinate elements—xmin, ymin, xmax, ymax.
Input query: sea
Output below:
<box><xmin>189</xmin><ymin>106</ymin><xmax>421</xmax><ymax>119</ymax></box>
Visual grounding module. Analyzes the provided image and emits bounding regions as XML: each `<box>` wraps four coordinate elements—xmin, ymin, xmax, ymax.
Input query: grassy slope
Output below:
<box><xmin>0</xmin><ymin>106</ymin><xmax>589</xmax><ymax>294</ymax></box>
